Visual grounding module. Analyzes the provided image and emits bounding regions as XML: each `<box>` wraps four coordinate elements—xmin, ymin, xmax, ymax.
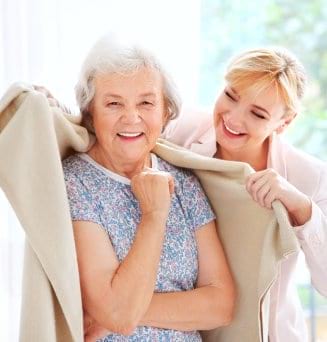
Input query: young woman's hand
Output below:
<box><xmin>33</xmin><ymin>85</ymin><xmax>72</xmax><ymax>113</ymax></box>
<box><xmin>246</xmin><ymin>168</ymin><xmax>312</xmax><ymax>226</ymax></box>
<box><xmin>33</xmin><ymin>85</ymin><xmax>60</xmax><ymax>107</ymax></box>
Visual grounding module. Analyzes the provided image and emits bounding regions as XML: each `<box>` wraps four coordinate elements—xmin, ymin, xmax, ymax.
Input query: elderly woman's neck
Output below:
<box><xmin>88</xmin><ymin>145</ymin><xmax>151</xmax><ymax>179</ymax></box>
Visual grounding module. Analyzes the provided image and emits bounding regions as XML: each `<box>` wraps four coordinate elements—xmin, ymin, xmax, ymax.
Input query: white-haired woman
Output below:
<box><xmin>163</xmin><ymin>48</ymin><xmax>327</xmax><ymax>342</ymax></box>
<box><xmin>61</xmin><ymin>36</ymin><xmax>235</xmax><ymax>341</ymax></box>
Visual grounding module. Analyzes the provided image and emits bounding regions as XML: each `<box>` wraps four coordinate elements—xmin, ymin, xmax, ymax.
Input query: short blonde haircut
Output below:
<box><xmin>225</xmin><ymin>47</ymin><xmax>307</xmax><ymax>116</ymax></box>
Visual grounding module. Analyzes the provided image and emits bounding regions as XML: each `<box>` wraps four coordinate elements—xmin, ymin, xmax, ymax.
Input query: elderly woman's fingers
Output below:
<box><xmin>83</xmin><ymin>311</ymin><xmax>93</xmax><ymax>332</ymax></box>
<box><xmin>143</xmin><ymin>168</ymin><xmax>174</xmax><ymax>194</ymax></box>
<box><xmin>85</xmin><ymin>326</ymin><xmax>109</xmax><ymax>342</ymax></box>
<box><xmin>84</xmin><ymin>311</ymin><xmax>109</xmax><ymax>341</ymax></box>
<box><xmin>131</xmin><ymin>170</ymin><xmax>173</xmax><ymax>219</ymax></box>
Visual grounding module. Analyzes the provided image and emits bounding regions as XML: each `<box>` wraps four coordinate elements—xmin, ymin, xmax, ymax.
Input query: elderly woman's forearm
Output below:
<box><xmin>139</xmin><ymin>285</ymin><xmax>235</xmax><ymax>331</ymax></box>
<box><xmin>83</xmin><ymin>215</ymin><xmax>167</xmax><ymax>335</ymax></box>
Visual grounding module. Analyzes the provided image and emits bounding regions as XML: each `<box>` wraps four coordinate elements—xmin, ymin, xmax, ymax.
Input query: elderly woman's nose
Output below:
<box><xmin>121</xmin><ymin>108</ymin><xmax>142</xmax><ymax>123</ymax></box>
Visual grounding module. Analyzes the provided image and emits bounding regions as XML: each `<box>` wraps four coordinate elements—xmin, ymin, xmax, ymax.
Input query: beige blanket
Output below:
<box><xmin>0</xmin><ymin>84</ymin><xmax>299</xmax><ymax>342</ymax></box>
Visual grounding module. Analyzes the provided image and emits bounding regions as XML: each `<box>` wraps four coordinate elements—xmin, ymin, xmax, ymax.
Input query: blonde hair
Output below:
<box><xmin>225</xmin><ymin>47</ymin><xmax>307</xmax><ymax>116</ymax></box>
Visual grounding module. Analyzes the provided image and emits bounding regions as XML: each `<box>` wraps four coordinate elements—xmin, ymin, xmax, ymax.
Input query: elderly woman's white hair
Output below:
<box><xmin>75</xmin><ymin>34</ymin><xmax>182</xmax><ymax>132</ymax></box>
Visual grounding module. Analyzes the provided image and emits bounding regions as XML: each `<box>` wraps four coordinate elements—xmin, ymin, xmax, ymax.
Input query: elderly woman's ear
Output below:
<box><xmin>162</xmin><ymin>110</ymin><xmax>170</xmax><ymax>130</ymax></box>
<box><xmin>81</xmin><ymin>110</ymin><xmax>95</xmax><ymax>133</ymax></box>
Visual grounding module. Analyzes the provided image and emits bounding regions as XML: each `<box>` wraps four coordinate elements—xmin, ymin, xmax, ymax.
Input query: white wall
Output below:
<box><xmin>1</xmin><ymin>0</ymin><xmax>202</xmax><ymax>108</ymax></box>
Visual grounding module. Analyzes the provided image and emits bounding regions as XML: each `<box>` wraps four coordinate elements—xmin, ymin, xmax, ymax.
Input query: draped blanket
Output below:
<box><xmin>0</xmin><ymin>84</ymin><xmax>299</xmax><ymax>342</ymax></box>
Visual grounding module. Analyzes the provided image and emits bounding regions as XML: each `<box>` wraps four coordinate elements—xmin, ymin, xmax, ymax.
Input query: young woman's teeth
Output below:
<box><xmin>118</xmin><ymin>132</ymin><xmax>143</xmax><ymax>137</ymax></box>
<box><xmin>224</xmin><ymin>123</ymin><xmax>242</xmax><ymax>135</ymax></box>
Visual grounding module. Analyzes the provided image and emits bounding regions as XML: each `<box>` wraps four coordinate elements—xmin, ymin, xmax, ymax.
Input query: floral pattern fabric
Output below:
<box><xmin>63</xmin><ymin>153</ymin><xmax>216</xmax><ymax>341</ymax></box>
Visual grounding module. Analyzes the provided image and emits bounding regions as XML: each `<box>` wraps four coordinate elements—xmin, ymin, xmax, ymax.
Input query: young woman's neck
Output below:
<box><xmin>216</xmin><ymin>140</ymin><xmax>269</xmax><ymax>171</ymax></box>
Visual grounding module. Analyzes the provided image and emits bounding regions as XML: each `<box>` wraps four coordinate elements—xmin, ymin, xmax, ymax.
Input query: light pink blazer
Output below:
<box><xmin>163</xmin><ymin>108</ymin><xmax>327</xmax><ymax>342</ymax></box>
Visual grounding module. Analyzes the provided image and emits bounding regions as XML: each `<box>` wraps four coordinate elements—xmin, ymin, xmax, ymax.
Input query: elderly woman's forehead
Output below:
<box><xmin>96</xmin><ymin>66</ymin><xmax>161</xmax><ymax>80</ymax></box>
<box><xmin>93</xmin><ymin>68</ymin><xmax>164</xmax><ymax>94</ymax></box>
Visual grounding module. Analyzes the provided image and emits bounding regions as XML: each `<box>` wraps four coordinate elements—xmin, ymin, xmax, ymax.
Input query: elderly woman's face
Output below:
<box><xmin>90</xmin><ymin>67</ymin><xmax>166</xmax><ymax>166</ymax></box>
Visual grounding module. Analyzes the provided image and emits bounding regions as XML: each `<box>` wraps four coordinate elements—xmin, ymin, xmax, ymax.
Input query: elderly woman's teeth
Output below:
<box><xmin>118</xmin><ymin>132</ymin><xmax>143</xmax><ymax>137</ymax></box>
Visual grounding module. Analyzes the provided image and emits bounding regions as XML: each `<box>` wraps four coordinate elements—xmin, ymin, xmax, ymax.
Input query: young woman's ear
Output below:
<box><xmin>276</xmin><ymin>112</ymin><xmax>297</xmax><ymax>134</ymax></box>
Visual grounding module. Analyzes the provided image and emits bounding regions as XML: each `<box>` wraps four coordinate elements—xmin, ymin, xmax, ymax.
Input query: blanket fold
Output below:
<box><xmin>0</xmin><ymin>84</ymin><xmax>299</xmax><ymax>342</ymax></box>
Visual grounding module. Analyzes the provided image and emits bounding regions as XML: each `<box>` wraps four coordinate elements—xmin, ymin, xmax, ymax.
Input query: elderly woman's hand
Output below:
<box><xmin>84</xmin><ymin>311</ymin><xmax>109</xmax><ymax>342</ymax></box>
<box><xmin>131</xmin><ymin>169</ymin><xmax>174</xmax><ymax>220</ymax></box>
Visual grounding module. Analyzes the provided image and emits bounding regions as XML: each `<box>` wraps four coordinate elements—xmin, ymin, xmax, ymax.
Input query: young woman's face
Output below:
<box><xmin>213</xmin><ymin>84</ymin><xmax>289</xmax><ymax>157</ymax></box>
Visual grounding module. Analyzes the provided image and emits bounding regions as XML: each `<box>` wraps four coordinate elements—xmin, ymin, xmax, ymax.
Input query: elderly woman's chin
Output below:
<box><xmin>114</xmin><ymin>137</ymin><xmax>154</xmax><ymax>164</ymax></box>
<box><xmin>115</xmin><ymin>131</ymin><xmax>158</xmax><ymax>155</ymax></box>
<box><xmin>89</xmin><ymin>131</ymin><xmax>158</xmax><ymax>177</ymax></box>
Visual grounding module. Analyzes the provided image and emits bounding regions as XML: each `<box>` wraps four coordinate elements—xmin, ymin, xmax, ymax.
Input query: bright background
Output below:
<box><xmin>0</xmin><ymin>0</ymin><xmax>326</xmax><ymax>341</ymax></box>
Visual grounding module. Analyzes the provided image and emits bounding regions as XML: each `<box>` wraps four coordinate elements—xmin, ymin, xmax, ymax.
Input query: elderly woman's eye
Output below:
<box><xmin>140</xmin><ymin>101</ymin><xmax>153</xmax><ymax>106</ymax></box>
<box><xmin>106</xmin><ymin>102</ymin><xmax>120</xmax><ymax>107</ymax></box>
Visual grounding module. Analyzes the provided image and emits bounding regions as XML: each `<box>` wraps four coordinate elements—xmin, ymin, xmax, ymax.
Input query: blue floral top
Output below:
<box><xmin>63</xmin><ymin>153</ymin><xmax>216</xmax><ymax>342</ymax></box>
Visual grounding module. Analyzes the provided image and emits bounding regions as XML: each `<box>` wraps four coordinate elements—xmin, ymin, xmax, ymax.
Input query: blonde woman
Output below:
<box><xmin>164</xmin><ymin>48</ymin><xmax>327</xmax><ymax>342</ymax></box>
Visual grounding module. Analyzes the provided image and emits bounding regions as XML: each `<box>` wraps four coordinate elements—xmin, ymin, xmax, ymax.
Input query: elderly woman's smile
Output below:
<box><xmin>88</xmin><ymin>67</ymin><xmax>167</xmax><ymax>178</ymax></box>
<box><xmin>117</xmin><ymin>132</ymin><xmax>144</xmax><ymax>139</ymax></box>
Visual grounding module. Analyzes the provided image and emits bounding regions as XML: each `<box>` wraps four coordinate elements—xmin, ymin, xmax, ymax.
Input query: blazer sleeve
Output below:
<box><xmin>294</xmin><ymin>165</ymin><xmax>327</xmax><ymax>297</ymax></box>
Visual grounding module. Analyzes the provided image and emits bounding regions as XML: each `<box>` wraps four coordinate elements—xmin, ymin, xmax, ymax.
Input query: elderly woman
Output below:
<box><xmin>62</xmin><ymin>36</ymin><xmax>235</xmax><ymax>341</ymax></box>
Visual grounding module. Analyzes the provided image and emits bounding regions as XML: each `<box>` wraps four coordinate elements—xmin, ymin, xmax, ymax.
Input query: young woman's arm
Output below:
<box><xmin>246</xmin><ymin>166</ymin><xmax>327</xmax><ymax>296</ymax></box>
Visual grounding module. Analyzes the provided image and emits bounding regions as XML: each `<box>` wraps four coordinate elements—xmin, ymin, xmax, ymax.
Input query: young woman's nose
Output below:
<box><xmin>225</xmin><ymin>106</ymin><xmax>245</xmax><ymax>127</ymax></box>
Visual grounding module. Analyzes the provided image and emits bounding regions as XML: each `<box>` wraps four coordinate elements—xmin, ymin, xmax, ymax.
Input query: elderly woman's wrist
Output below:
<box><xmin>141</xmin><ymin>211</ymin><xmax>168</xmax><ymax>227</ymax></box>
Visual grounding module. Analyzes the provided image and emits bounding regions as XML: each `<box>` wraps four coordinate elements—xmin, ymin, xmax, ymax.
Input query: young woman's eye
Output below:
<box><xmin>225</xmin><ymin>91</ymin><xmax>236</xmax><ymax>101</ymax></box>
<box><xmin>252</xmin><ymin>111</ymin><xmax>266</xmax><ymax>119</ymax></box>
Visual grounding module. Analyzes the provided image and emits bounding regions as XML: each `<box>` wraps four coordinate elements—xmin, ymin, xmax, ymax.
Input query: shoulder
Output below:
<box><xmin>155</xmin><ymin>154</ymin><xmax>204</xmax><ymax>192</ymax></box>
<box><xmin>62</xmin><ymin>153</ymin><xmax>104</xmax><ymax>195</ymax></box>
<box><xmin>162</xmin><ymin>107</ymin><xmax>213</xmax><ymax>148</ymax></box>
<box><xmin>273</xmin><ymin>136</ymin><xmax>327</xmax><ymax>196</ymax></box>
<box><xmin>278</xmin><ymin>137</ymin><xmax>326</xmax><ymax>172</ymax></box>
<box><xmin>156</xmin><ymin>155</ymin><xmax>195</xmax><ymax>179</ymax></box>
<box><xmin>62</xmin><ymin>153</ymin><xmax>87</xmax><ymax>176</ymax></box>
<box><xmin>155</xmin><ymin>155</ymin><xmax>215</xmax><ymax>226</ymax></box>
